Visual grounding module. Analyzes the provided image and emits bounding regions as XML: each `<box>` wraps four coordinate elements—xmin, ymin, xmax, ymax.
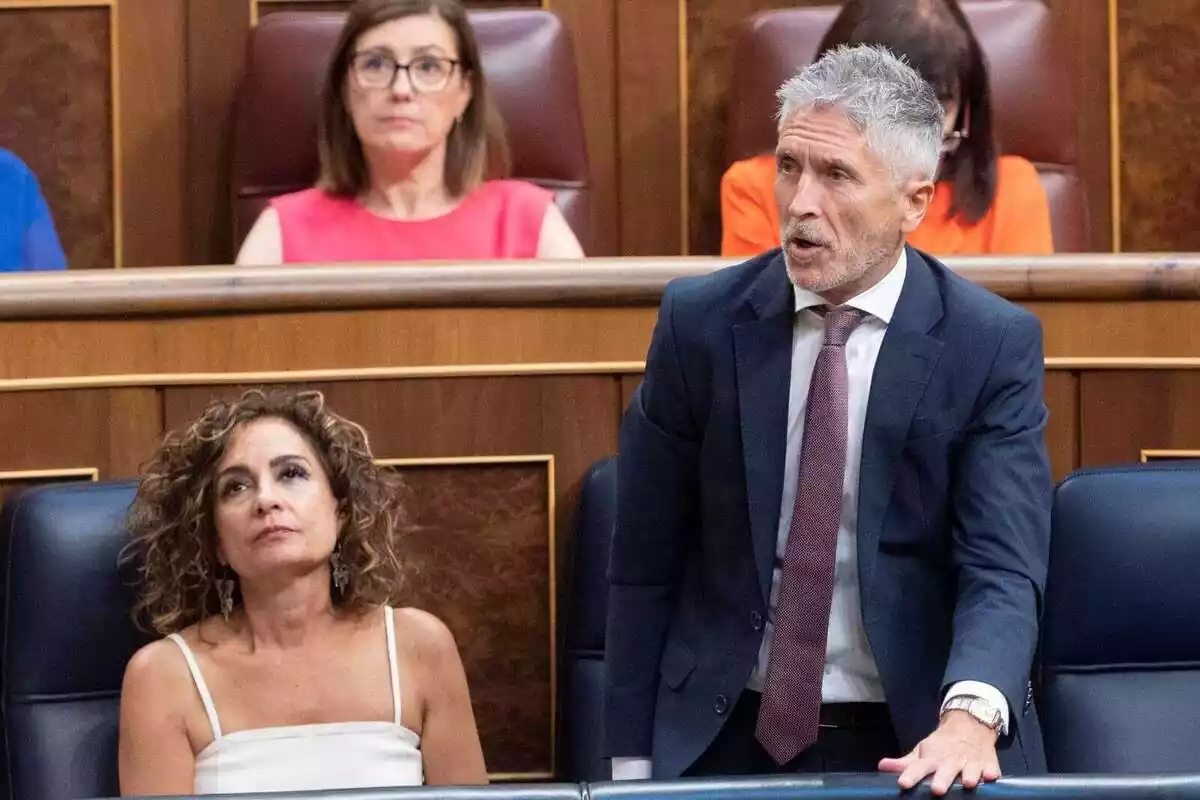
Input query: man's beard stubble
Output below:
<box><xmin>782</xmin><ymin>220</ymin><xmax>904</xmax><ymax>297</ymax></box>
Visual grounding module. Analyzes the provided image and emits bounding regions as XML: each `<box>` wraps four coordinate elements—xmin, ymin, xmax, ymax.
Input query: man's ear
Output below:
<box><xmin>899</xmin><ymin>178</ymin><xmax>936</xmax><ymax>234</ymax></box>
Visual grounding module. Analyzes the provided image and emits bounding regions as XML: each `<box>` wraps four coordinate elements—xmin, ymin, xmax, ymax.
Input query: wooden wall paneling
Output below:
<box><xmin>1046</xmin><ymin>0</ymin><xmax>1114</xmax><ymax>252</ymax></box>
<box><xmin>1079</xmin><ymin>370</ymin><xmax>1200</xmax><ymax>468</ymax></box>
<box><xmin>685</xmin><ymin>0</ymin><xmax>812</xmax><ymax>256</ymax></box>
<box><xmin>383</xmin><ymin>459</ymin><xmax>554</xmax><ymax>777</ymax></box>
<box><xmin>255</xmin><ymin>0</ymin><xmax>539</xmax><ymax>15</ymax></box>
<box><xmin>0</xmin><ymin>3</ymin><xmax>116</xmax><ymax>268</ymax></box>
<box><xmin>0</xmin><ymin>388</ymin><xmax>162</xmax><ymax>480</ymax></box>
<box><xmin>116</xmin><ymin>0</ymin><xmax>187</xmax><ymax>267</ymax></box>
<box><xmin>619</xmin><ymin>374</ymin><xmax>640</xmax><ymax>414</ymax></box>
<box><xmin>185</xmin><ymin>0</ymin><xmax>252</xmax><ymax>266</ymax></box>
<box><xmin>1115</xmin><ymin>0</ymin><xmax>1200</xmax><ymax>252</ymax></box>
<box><xmin>1043</xmin><ymin>369</ymin><xmax>1079</xmax><ymax>484</ymax></box>
<box><xmin>255</xmin><ymin>0</ymin><xmax>351</xmax><ymax>16</ymax></box>
<box><xmin>549</xmin><ymin>0</ymin><xmax>619</xmax><ymax>256</ymax></box>
<box><xmin>614</xmin><ymin>0</ymin><xmax>683</xmax><ymax>255</ymax></box>
<box><xmin>106</xmin><ymin>387</ymin><xmax>165</xmax><ymax>476</ymax></box>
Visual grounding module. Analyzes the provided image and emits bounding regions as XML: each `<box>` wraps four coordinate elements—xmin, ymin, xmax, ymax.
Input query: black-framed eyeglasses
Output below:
<box><xmin>350</xmin><ymin>52</ymin><xmax>460</xmax><ymax>93</ymax></box>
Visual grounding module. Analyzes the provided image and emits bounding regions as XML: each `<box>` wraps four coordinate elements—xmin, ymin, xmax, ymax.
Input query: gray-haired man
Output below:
<box><xmin>604</xmin><ymin>44</ymin><xmax>1050</xmax><ymax>792</ymax></box>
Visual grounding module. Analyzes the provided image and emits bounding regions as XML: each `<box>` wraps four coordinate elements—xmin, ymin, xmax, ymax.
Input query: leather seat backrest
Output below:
<box><xmin>725</xmin><ymin>0</ymin><xmax>1088</xmax><ymax>252</ymax></box>
<box><xmin>231</xmin><ymin>9</ymin><xmax>593</xmax><ymax>253</ymax></box>
<box><xmin>558</xmin><ymin>456</ymin><xmax>616</xmax><ymax>782</ymax></box>
<box><xmin>0</xmin><ymin>481</ymin><xmax>148</xmax><ymax>800</ymax></box>
<box><xmin>1041</xmin><ymin>464</ymin><xmax>1200</xmax><ymax>772</ymax></box>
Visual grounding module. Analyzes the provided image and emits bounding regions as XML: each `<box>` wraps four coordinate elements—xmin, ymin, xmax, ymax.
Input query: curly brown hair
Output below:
<box><xmin>122</xmin><ymin>388</ymin><xmax>407</xmax><ymax>634</ymax></box>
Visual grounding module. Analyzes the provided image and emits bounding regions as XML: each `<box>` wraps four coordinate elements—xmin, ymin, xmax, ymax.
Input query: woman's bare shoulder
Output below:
<box><xmin>122</xmin><ymin>636</ymin><xmax>195</xmax><ymax>708</ymax></box>
<box><xmin>124</xmin><ymin>619</ymin><xmax>233</xmax><ymax>690</ymax></box>
<box><xmin>390</xmin><ymin>607</ymin><xmax>460</xmax><ymax>663</ymax></box>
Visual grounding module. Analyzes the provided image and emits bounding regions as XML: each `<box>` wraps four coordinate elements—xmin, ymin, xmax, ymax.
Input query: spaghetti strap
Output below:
<box><xmin>384</xmin><ymin>607</ymin><xmax>402</xmax><ymax>725</ymax></box>
<box><xmin>167</xmin><ymin>633</ymin><xmax>223</xmax><ymax>740</ymax></box>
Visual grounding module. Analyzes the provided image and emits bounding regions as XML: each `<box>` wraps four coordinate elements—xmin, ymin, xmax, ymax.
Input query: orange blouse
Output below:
<box><xmin>719</xmin><ymin>153</ymin><xmax>1054</xmax><ymax>257</ymax></box>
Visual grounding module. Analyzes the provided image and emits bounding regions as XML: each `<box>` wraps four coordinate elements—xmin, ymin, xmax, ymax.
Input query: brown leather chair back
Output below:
<box><xmin>231</xmin><ymin>9</ymin><xmax>593</xmax><ymax>254</ymax></box>
<box><xmin>726</xmin><ymin>0</ymin><xmax>1088</xmax><ymax>252</ymax></box>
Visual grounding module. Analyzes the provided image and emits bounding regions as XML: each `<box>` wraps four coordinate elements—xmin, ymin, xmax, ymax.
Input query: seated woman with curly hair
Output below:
<box><xmin>118</xmin><ymin>389</ymin><xmax>486</xmax><ymax>796</ymax></box>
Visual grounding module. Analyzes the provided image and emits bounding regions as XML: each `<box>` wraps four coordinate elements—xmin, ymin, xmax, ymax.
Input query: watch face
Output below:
<box><xmin>973</xmin><ymin>701</ymin><xmax>1001</xmax><ymax>727</ymax></box>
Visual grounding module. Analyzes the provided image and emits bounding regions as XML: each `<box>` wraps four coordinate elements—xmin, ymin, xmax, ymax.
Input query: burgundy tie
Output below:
<box><xmin>755</xmin><ymin>305</ymin><xmax>866</xmax><ymax>765</ymax></box>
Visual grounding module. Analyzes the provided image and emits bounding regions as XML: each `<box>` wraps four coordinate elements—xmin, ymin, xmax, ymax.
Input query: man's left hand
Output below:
<box><xmin>877</xmin><ymin>710</ymin><xmax>1002</xmax><ymax>795</ymax></box>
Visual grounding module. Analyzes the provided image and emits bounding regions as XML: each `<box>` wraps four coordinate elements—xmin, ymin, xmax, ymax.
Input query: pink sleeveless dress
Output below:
<box><xmin>270</xmin><ymin>179</ymin><xmax>553</xmax><ymax>263</ymax></box>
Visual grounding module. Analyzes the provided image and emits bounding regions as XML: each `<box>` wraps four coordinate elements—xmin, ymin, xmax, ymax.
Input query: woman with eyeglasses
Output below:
<box><xmin>720</xmin><ymin>0</ymin><xmax>1054</xmax><ymax>258</ymax></box>
<box><xmin>236</xmin><ymin>0</ymin><xmax>584</xmax><ymax>265</ymax></box>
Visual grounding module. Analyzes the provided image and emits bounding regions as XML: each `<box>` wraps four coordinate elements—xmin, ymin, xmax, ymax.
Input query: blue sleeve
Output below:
<box><xmin>942</xmin><ymin>311</ymin><xmax>1051</xmax><ymax>719</ymax></box>
<box><xmin>604</xmin><ymin>282</ymin><xmax>700</xmax><ymax>757</ymax></box>
<box><xmin>21</xmin><ymin>176</ymin><xmax>68</xmax><ymax>270</ymax></box>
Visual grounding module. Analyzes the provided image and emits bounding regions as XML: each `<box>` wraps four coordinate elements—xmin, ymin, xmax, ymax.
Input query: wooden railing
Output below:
<box><xmin>2</xmin><ymin>254</ymin><xmax>1200</xmax><ymax>318</ymax></box>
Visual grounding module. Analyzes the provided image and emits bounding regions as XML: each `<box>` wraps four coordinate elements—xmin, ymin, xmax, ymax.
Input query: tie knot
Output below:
<box><xmin>817</xmin><ymin>305</ymin><xmax>866</xmax><ymax>346</ymax></box>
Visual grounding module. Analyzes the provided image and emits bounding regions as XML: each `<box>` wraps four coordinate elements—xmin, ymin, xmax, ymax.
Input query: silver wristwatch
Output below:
<box><xmin>941</xmin><ymin>695</ymin><xmax>1003</xmax><ymax>731</ymax></box>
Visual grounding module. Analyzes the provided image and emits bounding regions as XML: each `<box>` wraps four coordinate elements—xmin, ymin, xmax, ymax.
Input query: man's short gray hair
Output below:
<box><xmin>776</xmin><ymin>44</ymin><xmax>943</xmax><ymax>183</ymax></box>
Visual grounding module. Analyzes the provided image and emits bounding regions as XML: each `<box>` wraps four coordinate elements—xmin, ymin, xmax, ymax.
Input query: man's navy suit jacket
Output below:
<box><xmin>603</xmin><ymin>247</ymin><xmax>1052</xmax><ymax>778</ymax></box>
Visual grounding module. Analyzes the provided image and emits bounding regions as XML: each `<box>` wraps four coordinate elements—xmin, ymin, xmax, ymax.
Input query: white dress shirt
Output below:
<box><xmin>612</xmin><ymin>251</ymin><xmax>1007</xmax><ymax>780</ymax></box>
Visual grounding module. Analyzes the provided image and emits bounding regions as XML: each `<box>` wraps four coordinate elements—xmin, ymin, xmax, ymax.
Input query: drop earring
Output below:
<box><xmin>330</xmin><ymin>542</ymin><xmax>350</xmax><ymax>595</ymax></box>
<box><xmin>215</xmin><ymin>570</ymin><xmax>236</xmax><ymax>620</ymax></box>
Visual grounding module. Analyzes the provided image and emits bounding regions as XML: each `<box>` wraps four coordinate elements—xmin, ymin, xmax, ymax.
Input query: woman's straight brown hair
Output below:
<box><xmin>317</xmin><ymin>0</ymin><xmax>511</xmax><ymax>199</ymax></box>
<box><xmin>816</xmin><ymin>0</ymin><xmax>998</xmax><ymax>224</ymax></box>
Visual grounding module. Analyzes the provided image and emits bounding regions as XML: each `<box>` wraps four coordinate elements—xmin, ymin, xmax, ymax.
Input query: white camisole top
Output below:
<box><xmin>168</xmin><ymin>607</ymin><xmax>424</xmax><ymax>795</ymax></box>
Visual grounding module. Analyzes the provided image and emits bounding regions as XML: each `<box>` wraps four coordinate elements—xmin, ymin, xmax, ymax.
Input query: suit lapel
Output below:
<box><xmin>857</xmin><ymin>248</ymin><xmax>945</xmax><ymax>613</ymax></box>
<box><xmin>733</xmin><ymin>254</ymin><xmax>795</xmax><ymax>603</ymax></box>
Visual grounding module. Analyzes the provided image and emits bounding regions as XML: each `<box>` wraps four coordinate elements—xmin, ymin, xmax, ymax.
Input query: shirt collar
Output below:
<box><xmin>792</xmin><ymin>247</ymin><xmax>908</xmax><ymax>324</ymax></box>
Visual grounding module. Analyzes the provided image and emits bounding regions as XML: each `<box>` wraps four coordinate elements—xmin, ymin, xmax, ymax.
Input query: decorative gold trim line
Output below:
<box><xmin>10</xmin><ymin>357</ymin><xmax>1200</xmax><ymax>393</ymax></box>
<box><xmin>0</xmin><ymin>0</ymin><xmax>112</xmax><ymax>7</ymax></box>
<box><xmin>0</xmin><ymin>362</ymin><xmax>648</xmax><ymax>393</ymax></box>
<box><xmin>249</xmin><ymin>0</ymin><xmax>258</xmax><ymax>27</ymax></box>
<box><xmin>8</xmin><ymin>358</ymin><xmax>1200</xmax><ymax>394</ymax></box>
<box><xmin>1107</xmin><ymin>0</ymin><xmax>1121</xmax><ymax>253</ymax></box>
<box><xmin>1141</xmin><ymin>450</ymin><xmax>1200</xmax><ymax>463</ymax></box>
<box><xmin>109</xmin><ymin>0</ymin><xmax>123</xmax><ymax>268</ymax></box>
<box><xmin>376</xmin><ymin>454</ymin><xmax>557</xmax><ymax>780</ymax></box>
<box><xmin>546</xmin><ymin>452</ymin><xmax>557</xmax><ymax>773</ymax></box>
<box><xmin>376</xmin><ymin>455</ymin><xmax>553</xmax><ymax>468</ymax></box>
<box><xmin>0</xmin><ymin>467</ymin><xmax>99</xmax><ymax>482</ymax></box>
<box><xmin>677</xmin><ymin>0</ymin><xmax>688</xmax><ymax>256</ymax></box>
<box><xmin>490</xmin><ymin>772</ymin><xmax>554</xmax><ymax>782</ymax></box>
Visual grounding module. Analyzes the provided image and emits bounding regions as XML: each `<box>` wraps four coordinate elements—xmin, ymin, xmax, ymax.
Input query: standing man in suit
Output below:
<box><xmin>604</xmin><ymin>44</ymin><xmax>1051</xmax><ymax>794</ymax></box>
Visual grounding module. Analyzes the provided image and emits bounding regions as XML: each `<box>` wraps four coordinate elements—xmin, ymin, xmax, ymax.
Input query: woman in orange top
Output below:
<box><xmin>721</xmin><ymin>0</ymin><xmax>1054</xmax><ymax>258</ymax></box>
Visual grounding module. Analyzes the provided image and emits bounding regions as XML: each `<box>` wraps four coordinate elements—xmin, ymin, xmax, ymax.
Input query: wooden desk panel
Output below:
<box><xmin>0</xmin><ymin>308</ymin><xmax>658</xmax><ymax>380</ymax></box>
<box><xmin>0</xmin><ymin>388</ymin><xmax>160</xmax><ymax>482</ymax></box>
<box><xmin>1079</xmin><ymin>370</ymin><xmax>1200</xmax><ymax>466</ymax></box>
<box><xmin>1044</xmin><ymin>371</ymin><xmax>1080</xmax><ymax>484</ymax></box>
